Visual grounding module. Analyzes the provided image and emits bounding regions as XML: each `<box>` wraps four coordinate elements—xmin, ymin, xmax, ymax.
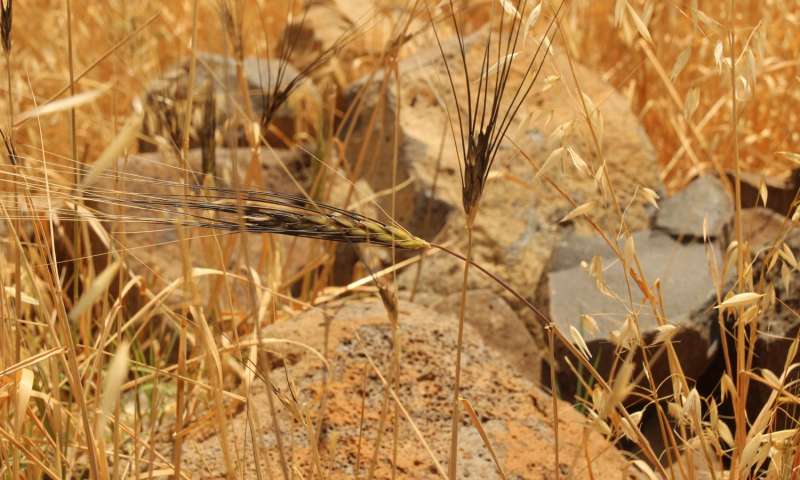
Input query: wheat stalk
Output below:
<box><xmin>431</xmin><ymin>1</ymin><xmax>564</xmax><ymax>477</ymax></box>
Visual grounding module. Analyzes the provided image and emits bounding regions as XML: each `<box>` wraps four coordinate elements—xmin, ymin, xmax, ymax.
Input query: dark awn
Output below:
<box><xmin>432</xmin><ymin>0</ymin><xmax>564</xmax><ymax>221</ymax></box>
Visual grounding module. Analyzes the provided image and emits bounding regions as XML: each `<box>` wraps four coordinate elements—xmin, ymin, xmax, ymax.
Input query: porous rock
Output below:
<box><xmin>174</xmin><ymin>299</ymin><xmax>629</xmax><ymax>479</ymax></box>
<box><xmin>432</xmin><ymin>289</ymin><xmax>540</xmax><ymax>381</ymax></box>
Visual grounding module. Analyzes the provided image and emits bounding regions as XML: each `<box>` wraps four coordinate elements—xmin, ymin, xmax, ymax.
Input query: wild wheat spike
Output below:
<box><xmin>120</xmin><ymin>193</ymin><xmax>430</xmax><ymax>250</ymax></box>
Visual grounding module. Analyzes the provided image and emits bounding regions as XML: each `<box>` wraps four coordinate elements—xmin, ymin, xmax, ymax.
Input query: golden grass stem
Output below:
<box><xmin>365</xmin><ymin>302</ymin><xmax>399</xmax><ymax>480</ymax></box>
<box><xmin>448</xmin><ymin>224</ymin><xmax>472</xmax><ymax>480</ymax></box>
<box><xmin>355</xmin><ymin>362</ymin><xmax>369</xmax><ymax>479</ymax></box>
<box><xmin>547</xmin><ymin>326</ymin><xmax>561</xmax><ymax>480</ymax></box>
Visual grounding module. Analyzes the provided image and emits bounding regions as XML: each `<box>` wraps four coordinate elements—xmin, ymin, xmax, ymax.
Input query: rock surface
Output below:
<box><xmin>655</xmin><ymin>175</ymin><xmax>733</xmax><ymax>239</ymax></box>
<box><xmin>175</xmin><ymin>299</ymin><xmax>630</xmax><ymax>479</ymax></box>
<box><xmin>543</xmin><ymin>230</ymin><xmax>719</xmax><ymax>402</ymax></box>
<box><xmin>431</xmin><ymin>289</ymin><xmax>541</xmax><ymax>381</ymax></box>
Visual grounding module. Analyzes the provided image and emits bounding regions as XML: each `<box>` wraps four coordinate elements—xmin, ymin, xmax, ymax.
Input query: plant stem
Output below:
<box><xmin>548</xmin><ymin>326</ymin><xmax>561</xmax><ymax>480</ymax></box>
<box><xmin>448</xmin><ymin>223</ymin><xmax>473</xmax><ymax>479</ymax></box>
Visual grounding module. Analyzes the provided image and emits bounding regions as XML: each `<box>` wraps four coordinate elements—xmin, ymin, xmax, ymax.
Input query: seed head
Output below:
<box><xmin>1</xmin><ymin>0</ymin><xmax>11</xmax><ymax>54</ymax></box>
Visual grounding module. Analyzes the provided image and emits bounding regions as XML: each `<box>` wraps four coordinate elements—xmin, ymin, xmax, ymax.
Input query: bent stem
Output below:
<box><xmin>448</xmin><ymin>221</ymin><xmax>473</xmax><ymax>479</ymax></box>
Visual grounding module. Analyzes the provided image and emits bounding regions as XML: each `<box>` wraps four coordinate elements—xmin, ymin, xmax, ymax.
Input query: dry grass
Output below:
<box><xmin>1</xmin><ymin>0</ymin><xmax>799</xmax><ymax>479</ymax></box>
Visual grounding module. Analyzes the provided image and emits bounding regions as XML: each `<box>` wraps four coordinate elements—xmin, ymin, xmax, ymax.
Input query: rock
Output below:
<box><xmin>543</xmin><ymin>230</ymin><xmax>718</xmax><ymax>403</ymax></box>
<box><xmin>738</xmin><ymin>207</ymin><xmax>787</xmax><ymax>250</ymax></box>
<box><xmin>723</xmin><ymin>221</ymin><xmax>800</xmax><ymax>423</ymax></box>
<box><xmin>174</xmin><ymin>299</ymin><xmax>629</xmax><ymax>478</ymax></box>
<box><xmin>140</xmin><ymin>52</ymin><xmax>320</xmax><ymax>151</ymax></box>
<box><xmin>655</xmin><ymin>175</ymin><xmax>732</xmax><ymax>239</ymax></box>
<box><xmin>337</xmin><ymin>28</ymin><xmax>663</xmax><ymax>325</ymax></box>
<box><xmin>728</xmin><ymin>169</ymin><xmax>800</xmax><ymax>215</ymax></box>
<box><xmin>432</xmin><ymin>290</ymin><xmax>540</xmax><ymax>381</ymax></box>
<box><xmin>547</xmin><ymin>228</ymin><xmax>619</xmax><ymax>273</ymax></box>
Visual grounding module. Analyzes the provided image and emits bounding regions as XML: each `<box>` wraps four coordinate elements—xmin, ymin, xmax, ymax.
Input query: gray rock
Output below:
<box><xmin>656</xmin><ymin>175</ymin><xmax>733</xmax><ymax>239</ymax></box>
<box><xmin>548</xmin><ymin>228</ymin><xmax>656</xmax><ymax>273</ymax></box>
<box><xmin>544</xmin><ymin>230</ymin><xmax>719</xmax><ymax>403</ymax></box>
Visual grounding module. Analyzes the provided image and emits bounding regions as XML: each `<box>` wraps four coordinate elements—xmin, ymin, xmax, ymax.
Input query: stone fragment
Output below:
<box><xmin>544</xmin><ymin>230</ymin><xmax>719</xmax><ymax>403</ymax></box>
<box><xmin>737</xmin><ymin>207</ymin><xmax>787</xmax><ymax>250</ymax></box>
<box><xmin>656</xmin><ymin>175</ymin><xmax>732</xmax><ymax>239</ymax></box>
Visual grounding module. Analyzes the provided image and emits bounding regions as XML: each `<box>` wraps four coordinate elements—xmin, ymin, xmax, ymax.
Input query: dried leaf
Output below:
<box><xmin>623</xmin><ymin>234</ymin><xmax>636</xmax><ymax>265</ymax></box>
<box><xmin>18</xmin><ymin>86</ymin><xmax>110</xmax><ymax>123</ymax></box>
<box><xmin>15</xmin><ymin>369</ymin><xmax>34</xmax><ymax>433</ymax></box>
<box><xmin>653</xmin><ymin>324</ymin><xmax>677</xmax><ymax>344</ymax></box>
<box><xmin>523</xmin><ymin>2</ymin><xmax>542</xmax><ymax>40</ymax></box>
<box><xmin>4</xmin><ymin>286</ymin><xmax>39</xmax><ymax>306</ymax></box>
<box><xmin>100</xmin><ymin>341</ymin><xmax>130</xmax><ymax>428</ymax></box>
<box><xmin>68</xmin><ymin>260</ymin><xmax>121</xmax><ymax>322</ymax></box>
<box><xmin>641</xmin><ymin>187</ymin><xmax>659</xmax><ymax>209</ymax></box>
<box><xmin>626</xmin><ymin>2</ymin><xmax>653</xmax><ymax>43</ymax></box>
<box><xmin>777</xmin><ymin>151</ymin><xmax>800</xmax><ymax>165</ymax></box>
<box><xmin>498</xmin><ymin>0</ymin><xmax>521</xmax><ymax>18</ymax></box>
<box><xmin>714</xmin><ymin>41</ymin><xmax>724</xmax><ymax>69</ymax></box>
<box><xmin>580</xmin><ymin>314</ymin><xmax>599</xmax><ymax>337</ymax></box>
<box><xmin>485</xmin><ymin>52</ymin><xmax>519</xmax><ymax>78</ymax></box>
<box><xmin>758</xmin><ymin>177</ymin><xmax>768</xmax><ymax>206</ymax></box>
<box><xmin>684</xmin><ymin>87</ymin><xmax>700</xmax><ymax>118</ymax></box>
<box><xmin>718</xmin><ymin>420</ymin><xmax>734</xmax><ymax>447</ymax></box>
<box><xmin>721</xmin><ymin>373</ymin><xmax>735</xmax><ymax>403</ymax></box>
<box><xmin>566</xmin><ymin>146</ymin><xmax>590</xmax><ymax>176</ymax></box>
<box><xmin>613</xmin><ymin>0</ymin><xmax>626</xmax><ymax>26</ymax></box>
<box><xmin>81</xmin><ymin>113</ymin><xmax>143</xmax><ymax>190</ymax></box>
<box><xmin>536</xmin><ymin>147</ymin><xmax>565</xmax><ymax>180</ymax></box>
<box><xmin>549</xmin><ymin>121</ymin><xmax>572</xmax><ymax>143</ymax></box>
